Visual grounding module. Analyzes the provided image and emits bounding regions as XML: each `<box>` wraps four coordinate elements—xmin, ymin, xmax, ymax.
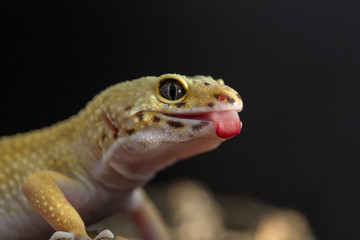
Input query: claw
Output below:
<box><xmin>93</xmin><ymin>229</ymin><xmax>114</xmax><ymax>240</ymax></box>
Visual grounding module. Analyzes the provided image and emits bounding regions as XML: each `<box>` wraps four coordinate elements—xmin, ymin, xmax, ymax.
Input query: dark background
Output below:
<box><xmin>1</xmin><ymin>1</ymin><xmax>359</xmax><ymax>239</ymax></box>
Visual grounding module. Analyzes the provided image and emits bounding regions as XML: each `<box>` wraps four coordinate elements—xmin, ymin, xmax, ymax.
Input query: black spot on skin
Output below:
<box><xmin>227</xmin><ymin>96</ymin><xmax>235</xmax><ymax>104</ymax></box>
<box><xmin>113</xmin><ymin>125</ymin><xmax>119</xmax><ymax>133</ymax></box>
<box><xmin>113</xmin><ymin>132</ymin><xmax>118</xmax><ymax>139</ymax></box>
<box><xmin>208</xmin><ymin>102</ymin><xmax>214</xmax><ymax>108</ymax></box>
<box><xmin>126</xmin><ymin>129</ymin><xmax>135</xmax><ymax>135</ymax></box>
<box><xmin>125</xmin><ymin>106</ymin><xmax>131</xmax><ymax>111</ymax></box>
<box><xmin>175</xmin><ymin>102</ymin><xmax>186</xmax><ymax>108</ymax></box>
<box><xmin>192</xmin><ymin>121</ymin><xmax>209</xmax><ymax>131</ymax></box>
<box><xmin>153</xmin><ymin>116</ymin><xmax>161</xmax><ymax>122</ymax></box>
<box><xmin>136</xmin><ymin>112</ymin><xmax>144</xmax><ymax>121</ymax></box>
<box><xmin>236</xmin><ymin>93</ymin><xmax>242</xmax><ymax>100</ymax></box>
<box><xmin>204</xmin><ymin>82</ymin><xmax>211</xmax><ymax>86</ymax></box>
<box><xmin>102</xmin><ymin>133</ymin><xmax>106</xmax><ymax>140</ymax></box>
<box><xmin>167</xmin><ymin>120</ymin><xmax>184</xmax><ymax>128</ymax></box>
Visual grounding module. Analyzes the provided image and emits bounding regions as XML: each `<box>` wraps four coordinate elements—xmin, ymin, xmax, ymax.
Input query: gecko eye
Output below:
<box><xmin>159</xmin><ymin>79</ymin><xmax>186</xmax><ymax>101</ymax></box>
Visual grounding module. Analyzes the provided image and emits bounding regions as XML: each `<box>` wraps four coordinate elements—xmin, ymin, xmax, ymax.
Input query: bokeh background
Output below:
<box><xmin>1</xmin><ymin>1</ymin><xmax>359</xmax><ymax>239</ymax></box>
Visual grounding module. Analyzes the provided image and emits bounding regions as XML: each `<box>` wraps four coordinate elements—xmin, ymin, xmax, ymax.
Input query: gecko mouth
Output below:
<box><xmin>165</xmin><ymin>110</ymin><xmax>242</xmax><ymax>139</ymax></box>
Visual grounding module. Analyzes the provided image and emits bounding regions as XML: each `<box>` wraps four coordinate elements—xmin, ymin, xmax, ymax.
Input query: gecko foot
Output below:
<box><xmin>49</xmin><ymin>231</ymin><xmax>91</xmax><ymax>240</ymax></box>
<box><xmin>93</xmin><ymin>229</ymin><xmax>114</xmax><ymax>240</ymax></box>
<box><xmin>49</xmin><ymin>229</ymin><xmax>114</xmax><ymax>240</ymax></box>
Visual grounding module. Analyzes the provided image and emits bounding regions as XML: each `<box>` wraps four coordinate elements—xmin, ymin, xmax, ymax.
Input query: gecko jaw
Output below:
<box><xmin>163</xmin><ymin>109</ymin><xmax>242</xmax><ymax>139</ymax></box>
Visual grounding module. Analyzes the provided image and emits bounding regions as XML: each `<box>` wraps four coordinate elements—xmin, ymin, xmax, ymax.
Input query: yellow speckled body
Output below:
<box><xmin>0</xmin><ymin>74</ymin><xmax>242</xmax><ymax>240</ymax></box>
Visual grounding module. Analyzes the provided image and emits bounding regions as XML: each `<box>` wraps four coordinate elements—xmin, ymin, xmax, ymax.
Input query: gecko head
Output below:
<box><xmin>92</xmin><ymin>74</ymin><xmax>242</xmax><ymax>181</ymax></box>
<box><xmin>100</xmin><ymin>73</ymin><xmax>242</xmax><ymax>146</ymax></box>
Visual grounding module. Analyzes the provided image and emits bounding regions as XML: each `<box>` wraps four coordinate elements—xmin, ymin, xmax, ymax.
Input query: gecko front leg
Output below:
<box><xmin>21</xmin><ymin>171</ymin><xmax>114</xmax><ymax>240</ymax></box>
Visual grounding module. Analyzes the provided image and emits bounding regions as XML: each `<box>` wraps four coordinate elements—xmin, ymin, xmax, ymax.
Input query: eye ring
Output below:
<box><xmin>157</xmin><ymin>75</ymin><xmax>188</xmax><ymax>103</ymax></box>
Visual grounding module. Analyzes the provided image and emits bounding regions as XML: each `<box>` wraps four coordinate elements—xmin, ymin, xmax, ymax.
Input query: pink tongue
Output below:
<box><xmin>208</xmin><ymin>110</ymin><xmax>241</xmax><ymax>139</ymax></box>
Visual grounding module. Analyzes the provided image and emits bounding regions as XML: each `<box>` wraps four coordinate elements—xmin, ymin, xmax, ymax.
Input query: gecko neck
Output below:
<box><xmin>91</xmin><ymin>133</ymin><xmax>224</xmax><ymax>192</ymax></box>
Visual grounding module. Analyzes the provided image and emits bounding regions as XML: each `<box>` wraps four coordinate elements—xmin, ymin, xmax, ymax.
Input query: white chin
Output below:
<box><xmin>103</xmin><ymin>136</ymin><xmax>224</xmax><ymax>181</ymax></box>
<box><xmin>164</xmin><ymin>136</ymin><xmax>223</xmax><ymax>163</ymax></box>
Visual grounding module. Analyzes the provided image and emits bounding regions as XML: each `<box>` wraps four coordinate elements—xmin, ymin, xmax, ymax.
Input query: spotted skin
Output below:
<box><xmin>166</xmin><ymin>120</ymin><xmax>184</xmax><ymax>129</ymax></box>
<box><xmin>0</xmin><ymin>74</ymin><xmax>243</xmax><ymax>240</ymax></box>
<box><xmin>192</xmin><ymin>121</ymin><xmax>210</xmax><ymax>131</ymax></box>
<box><xmin>174</xmin><ymin>102</ymin><xmax>186</xmax><ymax>108</ymax></box>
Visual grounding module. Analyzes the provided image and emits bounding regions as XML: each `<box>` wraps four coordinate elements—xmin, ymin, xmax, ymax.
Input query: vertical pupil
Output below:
<box><xmin>169</xmin><ymin>83</ymin><xmax>177</xmax><ymax>100</ymax></box>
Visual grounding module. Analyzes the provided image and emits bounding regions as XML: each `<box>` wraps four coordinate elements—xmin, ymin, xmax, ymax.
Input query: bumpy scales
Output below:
<box><xmin>0</xmin><ymin>74</ymin><xmax>243</xmax><ymax>240</ymax></box>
